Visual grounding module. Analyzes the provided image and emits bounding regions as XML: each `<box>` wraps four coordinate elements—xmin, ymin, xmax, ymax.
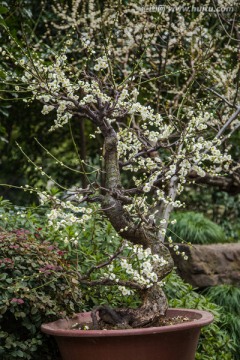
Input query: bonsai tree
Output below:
<box><xmin>1</xmin><ymin>0</ymin><xmax>239</xmax><ymax>328</ymax></box>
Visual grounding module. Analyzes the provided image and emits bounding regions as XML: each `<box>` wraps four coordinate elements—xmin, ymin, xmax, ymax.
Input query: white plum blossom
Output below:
<box><xmin>102</xmin><ymin>244</ymin><xmax>169</xmax><ymax>290</ymax></box>
<box><xmin>94</xmin><ymin>56</ymin><xmax>108</xmax><ymax>71</ymax></box>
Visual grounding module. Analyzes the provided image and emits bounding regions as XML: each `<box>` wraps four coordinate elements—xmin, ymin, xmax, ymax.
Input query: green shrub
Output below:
<box><xmin>0</xmin><ymin>198</ymin><xmax>142</xmax><ymax>309</ymax></box>
<box><xmin>168</xmin><ymin>211</ymin><xmax>226</xmax><ymax>244</ymax></box>
<box><xmin>0</xmin><ymin>228</ymin><xmax>82</xmax><ymax>360</ymax></box>
<box><xmin>203</xmin><ymin>285</ymin><xmax>240</xmax><ymax>359</ymax></box>
<box><xmin>203</xmin><ymin>285</ymin><xmax>240</xmax><ymax>315</ymax></box>
<box><xmin>180</xmin><ymin>188</ymin><xmax>240</xmax><ymax>241</ymax></box>
<box><xmin>0</xmin><ymin>199</ymin><xmax>236</xmax><ymax>359</ymax></box>
<box><xmin>165</xmin><ymin>272</ymin><xmax>236</xmax><ymax>360</ymax></box>
<box><xmin>0</xmin><ymin>200</ymin><xmax>142</xmax><ymax>359</ymax></box>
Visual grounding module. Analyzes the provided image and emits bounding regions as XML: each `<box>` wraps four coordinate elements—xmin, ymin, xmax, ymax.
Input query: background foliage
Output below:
<box><xmin>203</xmin><ymin>284</ymin><xmax>240</xmax><ymax>359</ymax></box>
<box><xmin>0</xmin><ymin>227</ymin><xmax>82</xmax><ymax>359</ymax></box>
<box><xmin>168</xmin><ymin>211</ymin><xmax>227</xmax><ymax>244</ymax></box>
<box><xmin>165</xmin><ymin>272</ymin><xmax>237</xmax><ymax>360</ymax></box>
<box><xmin>0</xmin><ymin>201</ymin><xmax>238</xmax><ymax>359</ymax></box>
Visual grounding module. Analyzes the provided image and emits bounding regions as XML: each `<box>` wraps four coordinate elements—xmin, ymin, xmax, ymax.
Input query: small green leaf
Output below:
<box><xmin>15</xmin><ymin>350</ymin><xmax>24</xmax><ymax>357</ymax></box>
<box><xmin>0</xmin><ymin>6</ymin><xmax>8</xmax><ymax>14</ymax></box>
<box><xmin>0</xmin><ymin>273</ymin><xmax>7</xmax><ymax>280</ymax></box>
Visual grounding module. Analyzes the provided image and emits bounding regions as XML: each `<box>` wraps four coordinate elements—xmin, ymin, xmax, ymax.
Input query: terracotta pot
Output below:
<box><xmin>41</xmin><ymin>308</ymin><xmax>213</xmax><ymax>360</ymax></box>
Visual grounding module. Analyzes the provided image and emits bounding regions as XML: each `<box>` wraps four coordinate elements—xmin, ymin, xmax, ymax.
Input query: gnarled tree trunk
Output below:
<box><xmin>98</xmin><ymin>131</ymin><xmax>174</xmax><ymax>327</ymax></box>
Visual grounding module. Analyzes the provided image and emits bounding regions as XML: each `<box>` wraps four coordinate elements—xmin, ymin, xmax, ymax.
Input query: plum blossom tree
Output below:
<box><xmin>1</xmin><ymin>0</ymin><xmax>239</xmax><ymax>327</ymax></box>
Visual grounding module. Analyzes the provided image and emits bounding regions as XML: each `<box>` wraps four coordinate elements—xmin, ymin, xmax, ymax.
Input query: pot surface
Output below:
<box><xmin>41</xmin><ymin>308</ymin><xmax>213</xmax><ymax>360</ymax></box>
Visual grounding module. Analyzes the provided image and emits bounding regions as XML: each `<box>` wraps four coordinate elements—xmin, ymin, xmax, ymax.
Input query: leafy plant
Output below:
<box><xmin>165</xmin><ymin>272</ymin><xmax>236</xmax><ymax>360</ymax></box>
<box><xmin>203</xmin><ymin>285</ymin><xmax>240</xmax><ymax>359</ymax></box>
<box><xmin>0</xmin><ymin>228</ymin><xmax>82</xmax><ymax>359</ymax></box>
<box><xmin>0</xmin><ymin>197</ymin><xmax>146</xmax><ymax>307</ymax></box>
<box><xmin>168</xmin><ymin>212</ymin><xmax>226</xmax><ymax>244</ymax></box>
<box><xmin>180</xmin><ymin>188</ymin><xmax>240</xmax><ymax>241</ymax></box>
<box><xmin>204</xmin><ymin>285</ymin><xmax>240</xmax><ymax>315</ymax></box>
<box><xmin>0</xmin><ymin>199</ymin><xmax>238</xmax><ymax>359</ymax></box>
<box><xmin>0</xmin><ymin>200</ymin><xmax>144</xmax><ymax>359</ymax></box>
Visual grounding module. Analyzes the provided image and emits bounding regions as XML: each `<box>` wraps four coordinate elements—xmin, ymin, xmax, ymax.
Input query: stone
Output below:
<box><xmin>169</xmin><ymin>243</ymin><xmax>240</xmax><ymax>288</ymax></box>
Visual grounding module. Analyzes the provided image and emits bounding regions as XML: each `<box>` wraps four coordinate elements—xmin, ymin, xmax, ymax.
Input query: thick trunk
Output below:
<box><xmin>100</xmin><ymin>132</ymin><xmax>174</xmax><ymax>325</ymax></box>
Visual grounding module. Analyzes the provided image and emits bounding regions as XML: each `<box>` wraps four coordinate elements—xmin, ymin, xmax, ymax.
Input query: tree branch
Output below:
<box><xmin>216</xmin><ymin>106</ymin><xmax>240</xmax><ymax>139</ymax></box>
<box><xmin>188</xmin><ymin>171</ymin><xmax>240</xmax><ymax>195</ymax></box>
<box><xmin>81</xmin><ymin>242</ymin><xmax>125</xmax><ymax>280</ymax></box>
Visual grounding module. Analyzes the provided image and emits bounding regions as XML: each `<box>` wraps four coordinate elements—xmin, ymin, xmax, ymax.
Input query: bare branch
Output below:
<box><xmin>206</xmin><ymin>87</ymin><xmax>237</xmax><ymax>109</ymax></box>
<box><xmin>188</xmin><ymin>171</ymin><xmax>240</xmax><ymax>195</ymax></box>
<box><xmin>216</xmin><ymin>106</ymin><xmax>240</xmax><ymax>139</ymax></box>
<box><xmin>80</xmin><ymin>278</ymin><xmax>144</xmax><ymax>291</ymax></box>
<box><xmin>81</xmin><ymin>242</ymin><xmax>125</xmax><ymax>280</ymax></box>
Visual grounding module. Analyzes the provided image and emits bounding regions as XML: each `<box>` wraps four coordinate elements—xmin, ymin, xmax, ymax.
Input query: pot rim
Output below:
<box><xmin>41</xmin><ymin>308</ymin><xmax>214</xmax><ymax>338</ymax></box>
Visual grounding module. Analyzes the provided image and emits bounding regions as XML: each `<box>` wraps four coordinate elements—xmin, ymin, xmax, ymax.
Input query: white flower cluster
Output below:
<box><xmin>94</xmin><ymin>56</ymin><xmax>108</xmax><ymax>71</ymax></box>
<box><xmin>118</xmin><ymin>286</ymin><xmax>134</xmax><ymax>296</ymax></box>
<box><xmin>38</xmin><ymin>191</ymin><xmax>93</xmax><ymax>237</ymax></box>
<box><xmin>117</xmin><ymin>105</ymin><xmax>232</xmax><ymax>228</ymax></box>
<box><xmin>79</xmin><ymin>80</ymin><xmax>111</xmax><ymax>106</ymax></box>
<box><xmin>123</xmin><ymin>196</ymin><xmax>149</xmax><ymax>223</ymax></box>
<box><xmin>103</xmin><ymin>244</ymin><xmax>168</xmax><ymax>291</ymax></box>
<box><xmin>178</xmin><ymin>111</ymin><xmax>232</xmax><ymax>177</ymax></box>
<box><xmin>52</xmin><ymin>0</ymin><xmax>102</xmax><ymax>33</ymax></box>
<box><xmin>117</xmin><ymin>129</ymin><xmax>142</xmax><ymax>162</ymax></box>
<box><xmin>14</xmin><ymin>51</ymin><xmax>117</xmax><ymax>132</ymax></box>
<box><xmin>167</xmin><ymin>237</ymin><xmax>188</xmax><ymax>261</ymax></box>
<box><xmin>50</xmin><ymin>0</ymin><xmax>158</xmax><ymax>78</ymax></box>
<box><xmin>14</xmin><ymin>53</ymin><xmax>81</xmax><ymax>131</ymax></box>
<box><xmin>51</xmin><ymin>0</ymin><xmax>82</xmax><ymax>30</ymax></box>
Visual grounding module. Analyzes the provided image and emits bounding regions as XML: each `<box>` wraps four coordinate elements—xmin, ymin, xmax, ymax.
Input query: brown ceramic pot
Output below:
<box><xmin>41</xmin><ymin>308</ymin><xmax>213</xmax><ymax>360</ymax></box>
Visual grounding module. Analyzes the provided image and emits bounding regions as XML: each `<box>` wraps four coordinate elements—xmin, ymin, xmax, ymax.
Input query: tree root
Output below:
<box><xmin>91</xmin><ymin>285</ymin><xmax>168</xmax><ymax>330</ymax></box>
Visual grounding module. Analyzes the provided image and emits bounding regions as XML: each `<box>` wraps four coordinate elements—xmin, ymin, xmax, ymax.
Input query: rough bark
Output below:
<box><xmin>99</xmin><ymin>131</ymin><xmax>174</xmax><ymax>325</ymax></box>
